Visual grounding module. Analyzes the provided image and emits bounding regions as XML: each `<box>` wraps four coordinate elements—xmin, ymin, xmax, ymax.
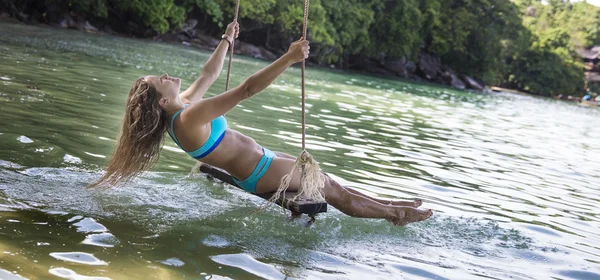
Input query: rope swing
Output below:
<box><xmin>224</xmin><ymin>0</ymin><xmax>241</xmax><ymax>91</ymax></box>
<box><xmin>270</xmin><ymin>0</ymin><xmax>326</xmax><ymax>205</ymax></box>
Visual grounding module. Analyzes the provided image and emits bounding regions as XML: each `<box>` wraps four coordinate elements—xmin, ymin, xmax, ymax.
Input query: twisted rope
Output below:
<box><xmin>271</xmin><ymin>0</ymin><xmax>325</xmax><ymax>207</ymax></box>
<box><xmin>225</xmin><ymin>0</ymin><xmax>241</xmax><ymax>91</ymax></box>
<box><xmin>301</xmin><ymin>0</ymin><xmax>309</xmax><ymax>150</ymax></box>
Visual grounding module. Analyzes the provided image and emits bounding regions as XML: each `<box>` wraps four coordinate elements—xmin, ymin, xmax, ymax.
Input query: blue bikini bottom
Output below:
<box><xmin>232</xmin><ymin>147</ymin><xmax>277</xmax><ymax>193</ymax></box>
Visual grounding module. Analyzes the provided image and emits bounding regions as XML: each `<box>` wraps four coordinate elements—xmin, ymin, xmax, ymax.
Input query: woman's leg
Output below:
<box><xmin>258</xmin><ymin>156</ymin><xmax>432</xmax><ymax>225</ymax></box>
<box><xmin>273</xmin><ymin>151</ymin><xmax>422</xmax><ymax>208</ymax></box>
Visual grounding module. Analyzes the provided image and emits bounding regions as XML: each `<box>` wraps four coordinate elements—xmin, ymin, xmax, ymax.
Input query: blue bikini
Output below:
<box><xmin>167</xmin><ymin>105</ymin><xmax>276</xmax><ymax>193</ymax></box>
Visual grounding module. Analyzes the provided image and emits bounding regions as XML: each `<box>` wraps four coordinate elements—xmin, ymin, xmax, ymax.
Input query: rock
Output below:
<box><xmin>364</xmin><ymin>62</ymin><xmax>396</xmax><ymax>76</ymax></box>
<box><xmin>440</xmin><ymin>69</ymin><xmax>465</xmax><ymax>89</ymax></box>
<box><xmin>189</xmin><ymin>39</ymin><xmax>212</xmax><ymax>50</ymax></box>
<box><xmin>192</xmin><ymin>33</ymin><xmax>220</xmax><ymax>49</ymax></box>
<box><xmin>383</xmin><ymin>60</ymin><xmax>408</xmax><ymax>78</ymax></box>
<box><xmin>405</xmin><ymin>61</ymin><xmax>416</xmax><ymax>73</ymax></box>
<box><xmin>408</xmin><ymin>73</ymin><xmax>424</xmax><ymax>82</ymax></box>
<box><xmin>418</xmin><ymin>52</ymin><xmax>441</xmax><ymax>80</ymax></box>
<box><xmin>234</xmin><ymin>42</ymin><xmax>261</xmax><ymax>58</ymax></box>
<box><xmin>450</xmin><ymin>74</ymin><xmax>466</xmax><ymax>89</ymax></box>
<box><xmin>349</xmin><ymin>56</ymin><xmax>394</xmax><ymax>76</ymax></box>
<box><xmin>57</xmin><ymin>15</ymin><xmax>75</xmax><ymax>28</ymax></box>
<box><xmin>79</xmin><ymin>20</ymin><xmax>98</xmax><ymax>33</ymax></box>
<box><xmin>234</xmin><ymin>42</ymin><xmax>277</xmax><ymax>60</ymax></box>
<box><xmin>258</xmin><ymin>46</ymin><xmax>277</xmax><ymax>60</ymax></box>
<box><xmin>460</xmin><ymin>74</ymin><xmax>485</xmax><ymax>90</ymax></box>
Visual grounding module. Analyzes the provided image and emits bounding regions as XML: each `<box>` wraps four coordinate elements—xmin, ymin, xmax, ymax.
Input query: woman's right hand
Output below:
<box><xmin>285</xmin><ymin>39</ymin><xmax>310</xmax><ymax>63</ymax></box>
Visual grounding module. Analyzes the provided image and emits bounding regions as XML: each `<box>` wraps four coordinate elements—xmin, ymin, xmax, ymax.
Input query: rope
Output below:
<box><xmin>225</xmin><ymin>0</ymin><xmax>241</xmax><ymax>91</ymax></box>
<box><xmin>270</xmin><ymin>0</ymin><xmax>325</xmax><ymax>207</ymax></box>
<box><xmin>301</xmin><ymin>0</ymin><xmax>309</xmax><ymax>150</ymax></box>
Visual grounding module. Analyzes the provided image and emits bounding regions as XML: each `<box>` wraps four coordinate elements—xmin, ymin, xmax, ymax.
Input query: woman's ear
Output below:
<box><xmin>159</xmin><ymin>97</ymin><xmax>169</xmax><ymax>108</ymax></box>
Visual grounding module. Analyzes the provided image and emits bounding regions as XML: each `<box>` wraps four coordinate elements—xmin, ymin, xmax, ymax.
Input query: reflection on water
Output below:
<box><xmin>0</xmin><ymin>22</ymin><xmax>600</xmax><ymax>279</ymax></box>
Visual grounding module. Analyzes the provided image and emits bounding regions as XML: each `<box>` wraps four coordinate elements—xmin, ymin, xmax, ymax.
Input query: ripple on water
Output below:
<box><xmin>159</xmin><ymin>257</ymin><xmax>185</xmax><ymax>267</ymax></box>
<box><xmin>82</xmin><ymin>233</ymin><xmax>118</xmax><ymax>248</ymax></box>
<box><xmin>49</xmin><ymin>252</ymin><xmax>108</xmax><ymax>266</ymax></box>
<box><xmin>558</xmin><ymin>270</ymin><xmax>600</xmax><ymax>280</ymax></box>
<box><xmin>16</xmin><ymin>136</ymin><xmax>33</xmax><ymax>143</ymax></box>
<box><xmin>391</xmin><ymin>264</ymin><xmax>449</xmax><ymax>280</ymax></box>
<box><xmin>72</xmin><ymin>217</ymin><xmax>108</xmax><ymax>233</ymax></box>
<box><xmin>0</xmin><ymin>269</ymin><xmax>27</xmax><ymax>280</ymax></box>
<box><xmin>211</xmin><ymin>254</ymin><xmax>285</xmax><ymax>280</ymax></box>
<box><xmin>49</xmin><ymin>267</ymin><xmax>110</xmax><ymax>280</ymax></box>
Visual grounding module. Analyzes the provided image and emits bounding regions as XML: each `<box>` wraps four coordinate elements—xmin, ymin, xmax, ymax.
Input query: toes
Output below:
<box><xmin>414</xmin><ymin>208</ymin><xmax>433</xmax><ymax>222</ymax></box>
<box><xmin>421</xmin><ymin>209</ymin><xmax>433</xmax><ymax>221</ymax></box>
<box><xmin>414</xmin><ymin>199</ymin><xmax>423</xmax><ymax>208</ymax></box>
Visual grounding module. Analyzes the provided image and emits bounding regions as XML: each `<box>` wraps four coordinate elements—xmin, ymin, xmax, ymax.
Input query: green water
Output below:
<box><xmin>1</xmin><ymin>22</ymin><xmax>599</xmax><ymax>280</ymax></box>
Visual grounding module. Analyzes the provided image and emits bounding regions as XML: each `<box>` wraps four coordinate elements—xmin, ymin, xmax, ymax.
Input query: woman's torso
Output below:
<box><xmin>171</xmin><ymin>113</ymin><xmax>265</xmax><ymax>181</ymax></box>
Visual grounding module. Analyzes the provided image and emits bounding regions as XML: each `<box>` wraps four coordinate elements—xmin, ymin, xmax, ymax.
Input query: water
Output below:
<box><xmin>0</xmin><ymin>22</ymin><xmax>599</xmax><ymax>279</ymax></box>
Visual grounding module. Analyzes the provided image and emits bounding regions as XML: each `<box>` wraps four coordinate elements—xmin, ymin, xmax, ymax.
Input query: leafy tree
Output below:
<box><xmin>425</xmin><ymin>0</ymin><xmax>525</xmax><ymax>83</ymax></box>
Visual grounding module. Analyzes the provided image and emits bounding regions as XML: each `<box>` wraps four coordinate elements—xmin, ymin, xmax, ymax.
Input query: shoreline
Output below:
<box><xmin>1</xmin><ymin>17</ymin><xmax>596</xmax><ymax>107</ymax></box>
<box><xmin>0</xmin><ymin>15</ymin><xmax>489</xmax><ymax>91</ymax></box>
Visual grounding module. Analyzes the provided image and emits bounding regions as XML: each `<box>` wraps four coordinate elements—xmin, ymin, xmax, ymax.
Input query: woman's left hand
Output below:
<box><xmin>225</xmin><ymin>22</ymin><xmax>239</xmax><ymax>39</ymax></box>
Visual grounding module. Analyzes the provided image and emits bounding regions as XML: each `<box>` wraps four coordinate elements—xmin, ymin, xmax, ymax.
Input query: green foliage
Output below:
<box><xmin>425</xmin><ymin>0</ymin><xmax>525</xmax><ymax>83</ymax></box>
<box><xmin>115</xmin><ymin>0</ymin><xmax>186</xmax><ymax>33</ymax></box>
<box><xmin>318</xmin><ymin>0</ymin><xmax>375</xmax><ymax>63</ymax></box>
<box><xmin>502</xmin><ymin>0</ymin><xmax>598</xmax><ymax>96</ymax></box>
<box><xmin>507</xmin><ymin>47</ymin><xmax>583</xmax><ymax>96</ymax></box>
<box><xmin>8</xmin><ymin>0</ymin><xmax>599</xmax><ymax>96</ymax></box>
<box><xmin>519</xmin><ymin>0</ymin><xmax>600</xmax><ymax>48</ymax></box>
<box><xmin>366</xmin><ymin>0</ymin><xmax>424</xmax><ymax>59</ymax></box>
<box><xmin>185</xmin><ymin>0</ymin><xmax>224</xmax><ymax>25</ymax></box>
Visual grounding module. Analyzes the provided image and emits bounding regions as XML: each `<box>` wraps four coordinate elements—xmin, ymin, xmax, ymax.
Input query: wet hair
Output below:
<box><xmin>90</xmin><ymin>77</ymin><xmax>168</xmax><ymax>187</ymax></box>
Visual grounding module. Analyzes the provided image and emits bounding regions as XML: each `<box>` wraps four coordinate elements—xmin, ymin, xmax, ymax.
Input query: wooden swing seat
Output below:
<box><xmin>199</xmin><ymin>164</ymin><xmax>328</xmax><ymax>215</ymax></box>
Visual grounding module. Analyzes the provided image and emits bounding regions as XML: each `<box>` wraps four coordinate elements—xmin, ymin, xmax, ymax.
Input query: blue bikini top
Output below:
<box><xmin>167</xmin><ymin>105</ymin><xmax>227</xmax><ymax>159</ymax></box>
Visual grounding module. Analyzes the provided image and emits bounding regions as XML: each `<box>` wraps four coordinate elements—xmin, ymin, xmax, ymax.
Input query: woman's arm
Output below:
<box><xmin>180</xmin><ymin>22</ymin><xmax>239</xmax><ymax>103</ymax></box>
<box><xmin>181</xmin><ymin>40</ymin><xmax>310</xmax><ymax>124</ymax></box>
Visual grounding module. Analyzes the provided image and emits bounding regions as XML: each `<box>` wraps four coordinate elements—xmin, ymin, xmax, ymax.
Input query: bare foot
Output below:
<box><xmin>387</xmin><ymin>207</ymin><xmax>433</xmax><ymax>226</ymax></box>
<box><xmin>390</xmin><ymin>199</ymin><xmax>422</xmax><ymax>208</ymax></box>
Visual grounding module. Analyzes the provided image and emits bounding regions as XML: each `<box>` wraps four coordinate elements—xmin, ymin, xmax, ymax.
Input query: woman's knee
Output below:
<box><xmin>322</xmin><ymin>174</ymin><xmax>350</xmax><ymax>202</ymax></box>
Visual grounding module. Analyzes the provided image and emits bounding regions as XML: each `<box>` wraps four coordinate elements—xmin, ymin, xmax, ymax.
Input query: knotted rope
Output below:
<box><xmin>224</xmin><ymin>0</ymin><xmax>241</xmax><ymax>91</ymax></box>
<box><xmin>270</xmin><ymin>0</ymin><xmax>326</xmax><ymax>205</ymax></box>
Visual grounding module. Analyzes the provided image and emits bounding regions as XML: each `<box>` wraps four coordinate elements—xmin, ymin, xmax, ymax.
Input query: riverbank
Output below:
<box><xmin>0</xmin><ymin>12</ymin><xmax>488</xmax><ymax>92</ymax></box>
<box><xmin>3</xmin><ymin>12</ymin><xmax>597</xmax><ymax>104</ymax></box>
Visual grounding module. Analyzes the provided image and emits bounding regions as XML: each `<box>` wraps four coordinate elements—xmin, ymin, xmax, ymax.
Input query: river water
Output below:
<box><xmin>0</xmin><ymin>22</ymin><xmax>599</xmax><ymax>280</ymax></box>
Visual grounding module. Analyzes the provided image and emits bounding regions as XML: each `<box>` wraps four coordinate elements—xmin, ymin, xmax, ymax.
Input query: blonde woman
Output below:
<box><xmin>92</xmin><ymin>22</ymin><xmax>433</xmax><ymax>226</ymax></box>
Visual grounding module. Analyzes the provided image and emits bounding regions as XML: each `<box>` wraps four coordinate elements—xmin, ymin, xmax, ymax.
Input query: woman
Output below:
<box><xmin>92</xmin><ymin>22</ymin><xmax>433</xmax><ymax>226</ymax></box>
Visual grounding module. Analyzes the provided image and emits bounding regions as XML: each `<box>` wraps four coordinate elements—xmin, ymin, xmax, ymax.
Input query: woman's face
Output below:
<box><xmin>144</xmin><ymin>74</ymin><xmax>181</xmax><ymax>100</ymax></box>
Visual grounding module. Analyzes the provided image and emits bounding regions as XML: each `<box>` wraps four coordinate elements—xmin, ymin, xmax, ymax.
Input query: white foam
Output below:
<box><xmin>63</xmin><ymin>154</ymin><xmax>82</xmax><ymax>164</ymax></box>
<box><xmin>17</xmin><ymin>135</ymin><xmax>33</xmax><ymax>143</ymax></box>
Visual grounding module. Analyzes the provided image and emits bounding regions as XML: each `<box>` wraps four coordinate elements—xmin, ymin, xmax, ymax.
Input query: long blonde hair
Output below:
<box><xmin>90</xmin><ymin>78</ymin><xmax>168</xmax><ymax>187</ymax></box>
